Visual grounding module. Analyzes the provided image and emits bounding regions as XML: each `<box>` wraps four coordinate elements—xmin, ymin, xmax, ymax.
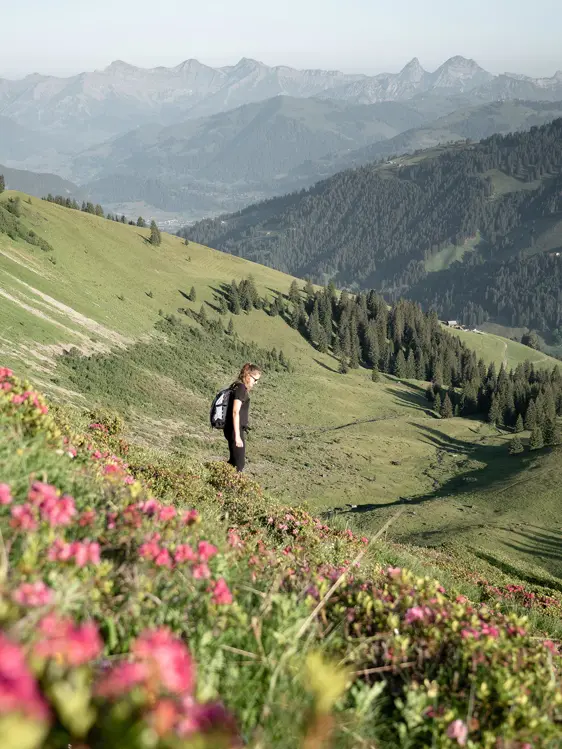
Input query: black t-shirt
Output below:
<box><xmin>224</xmin><ymin>382</ymin><xmax>250</xmax><ymax>435</ymax></box>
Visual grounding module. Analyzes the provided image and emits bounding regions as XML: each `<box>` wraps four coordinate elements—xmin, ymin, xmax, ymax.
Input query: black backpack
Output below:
<box><xmin>210</xmin><ymin>385</ymin><xmax>232</xmax><ymax>429</ymax></box>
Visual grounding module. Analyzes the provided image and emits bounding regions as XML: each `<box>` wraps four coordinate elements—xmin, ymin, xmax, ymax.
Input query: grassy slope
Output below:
<box><xmin>1</xmin><ymin>190</ymin><xmax>561</xmax><ymax>592</ymax></box>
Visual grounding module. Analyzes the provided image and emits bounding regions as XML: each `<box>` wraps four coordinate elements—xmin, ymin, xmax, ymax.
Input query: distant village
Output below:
<box><xmin>442</xmin><ymin>320</ymin><xmax>485</xmax><ymax>334</ymax></box>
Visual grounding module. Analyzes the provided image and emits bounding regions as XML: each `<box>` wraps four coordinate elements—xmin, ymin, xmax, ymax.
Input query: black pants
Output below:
<box><xmin>225</xmin><ymin>430</ymin><xmax>246</xmax><ymax>472</ymax></box>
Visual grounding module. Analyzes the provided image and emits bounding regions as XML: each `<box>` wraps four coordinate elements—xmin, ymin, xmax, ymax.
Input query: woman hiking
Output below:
<box><xmin>224</xmin><ymin>363</ymin><xmax>261</xmax><ymax>473</ymax></box>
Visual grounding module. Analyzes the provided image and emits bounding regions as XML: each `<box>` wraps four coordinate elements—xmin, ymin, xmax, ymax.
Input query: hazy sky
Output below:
<box><xmin>2</xmin><ymin>0</ymin><xmax>561</xmax><ymax>79</ymax></box>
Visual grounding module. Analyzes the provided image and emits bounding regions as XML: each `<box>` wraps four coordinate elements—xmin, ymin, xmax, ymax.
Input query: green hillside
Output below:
<box><xmin>187</xmin><ymin>118</ymin><xmax>562</xmax><ymax>338</ymax></box>
<box><xmin>1</xmin><ymin>190</ymin><xmax>561</xmax><ymax>599</ymax></box>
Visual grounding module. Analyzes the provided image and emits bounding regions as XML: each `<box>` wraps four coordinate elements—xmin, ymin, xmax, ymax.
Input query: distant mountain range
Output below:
<box><xmin>2</xmin><ymin>55</ymin><xmax>562</xmax><ymax>148</ymax></box>
<box><xmin>2</xmin><ymin>55</ymin><xmax>562</xmax><ymax>219</ymax></box>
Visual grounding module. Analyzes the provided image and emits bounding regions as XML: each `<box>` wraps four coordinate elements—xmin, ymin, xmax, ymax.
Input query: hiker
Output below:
<box><xmin>224</xmin><ymin>363</ymin><xmax>261</xmax><ymax>473</ymax></box>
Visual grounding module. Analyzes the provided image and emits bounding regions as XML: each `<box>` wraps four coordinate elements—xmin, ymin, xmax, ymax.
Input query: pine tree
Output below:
<box><xmin>229</xmin><ymin>281</ymin><xmax>241</xmax><ymax>315</ymax></box>
<box><xmin>440</xmin><ymin>393</ymin><xmax>454</xmax><ymax>419</ymax></box>
<box><xmin>339</xmin><ymin>357</ymin><xmax>349</xmax><ymax>374</ymax></box>
<box><xmin>509</xmin><ymin>437</ymin><xmax>524</xmax><ymax>455</ymax></box>
<box><xmin>542</xmin><ymin>418</ymin><xmax>559</xmax><ymax>446</ymax></box>
<box><xmin>188</xmin><ymin>286</ymin><xmax>197</xmax><ymax>302</ymax></box>
<box><xmin>218</xmin><ymin>296</ymin><xmax>228</xmax><ymax>315</ymax></box>
<box><xmin>149</xmin><ymin>220</ymin><xmax>161</xmax><ymax>246</ymax></box>
<box><xmin>0</xmin><ymin>174</ymin><xmax>4</xmax><ymax>194</ymax></box>
<box><xmin>317</xmin><ymin>326</ymin><xmax>329</xmax><ymax>353</ymax></box>
<box><xmin>199</xmin><ymin>305</ymin><xmax>207</xmax><ymax>325</ymax></box>
<box><xmin>137</xmin><ymin>216</ymin><xmax>146</xmax><ymax>227</ymax></box>
<box><xmin>227</xmin><ymin>318</ymin><xmax>235</xmax><ymax>336</ymax></box>
<box><xmin>288</xmin><ymin>280</ymin><xmax>300</xmax><ymax>305</ymax></box>
<box><xmin>304</xmin><ymin>279</ymin><xmax>314</xmax><ymax>297</ymax></box>
<box><xmin>95</xmin><ymin>204</ymin><xmax>104</xmax><ymax>217</ymax></box>
<box><xmin>529</xmin><ymin>425</ymin><xmax>544</xmax><ymax>451</ymax></box>
<box><xmin>515</xmin><ymin>414</ymin><xmax>525</xmax><ymax>433</ymax></box>
<box><xmin>525</xmin><ymin>400</ymin><xmax>537</xmax><ymax>430</ymax></box>
<box><xmin>488</xmin><ymin>394</ymin><xmax>501</xmax><ymax>426</ymax></box>
<box><xmin>289</xmin><ymin>302</ymin><xmax>301</xmax><ymax>329</ymax></box>
<box><xmin>433</xmin><ymin>392</ymin><xmax>442</xmax><ymax>412</ymax></box>
<box><xmin>393</xmin><ymin>350</ymin><xmax>406</xmax><ymax>378</ymax></box>
<box><xmin>371</xmin><ymin>367</ymin><xmax>380</xmax><ymax>382</ymax></box>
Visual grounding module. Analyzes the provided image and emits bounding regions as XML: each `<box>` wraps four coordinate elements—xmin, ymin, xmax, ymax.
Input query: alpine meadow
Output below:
<box><xmin>1</xmin><ymin>16</ymin><xmax>562</xmax><ymax>747</ymax></box>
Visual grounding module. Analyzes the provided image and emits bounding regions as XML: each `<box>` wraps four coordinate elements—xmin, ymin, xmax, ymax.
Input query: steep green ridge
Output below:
<box><xmin>0</xmin><ymin>192</ymin><xmax>561</xmax><ymax>595</ymax></box>
<box><xmin>187</xmin><ymin>119</ymin><xmax>562</xmax><ymax>338</ymax></box>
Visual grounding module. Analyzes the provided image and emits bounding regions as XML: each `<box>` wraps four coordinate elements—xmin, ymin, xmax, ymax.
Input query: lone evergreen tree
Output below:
<box><xmin>371</xmin><ymin>366</ymin><xmax>380</xmax><ymax>383</ymax></box>
<box><xmin>515</xmin><ymin>414</ymin><xmax>524</xmax><ymax>433</ymax></box>
<box><xmin>137</xmin><ymin>216</ymin><xmax>146</xmax><ymax>227</ymax></box>
<box><xmin>227</xmin><ymin>318</ymin><xmax>235</xmax><ymax>336</ymax></box>
<box><xmin>440</xmin><ymin>393</ymin><xmax>454</xmax><ymax>419</ymax></box>
<box><xmin>188</xmin><ymin>286</ymin><xmax>197</xmax><ymax>302</ymax></box>
<box><xmin>149</xmin><ymin>220</ymin><xmax>162</xmax><ymax>246</ymax></box>
<box><xmin>529</xmin><ymin>425</ymin><xmax>544</xmax><ymax>451</ymax></box>
<box><xmin>509</xmin><ymin>437</ymin><xmax>524</xmax><ymax>455</ymax></box>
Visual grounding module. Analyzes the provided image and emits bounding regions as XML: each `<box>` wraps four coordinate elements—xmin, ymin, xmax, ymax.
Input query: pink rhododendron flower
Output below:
<box><xmin>10</xmin><ymin>503</ymin><xmax>38</xmax><ymax>531</ymax></box>
<box><xmin>182</xmin><ymin>509</ymin><xmax>199</xmax><ymax>525</ymax></box>
<box><xmin>95</xmin><ymin>661</ymin><xmax>148</xmax><ymax>698</ymax></box>
<box><xmin>78</xmin><ymin>509</ymin><xmax>96</xmax><ymax>527</ymax></box>
<box><xmin>177</xmin><ymin>698</ymin><xmax>238</xmax><ymax>738</ymax></box>
<box><xmin>138</xmin><ymin>498</ymin><xmax>161</xmax><ymax>516</ymax></box>
<box><xmin>446</xmin><ymin>719</ymin><xmax>468</xmax><ymax>745</ymax></box>
<box><xmin>158</xmin><ymin>505</ymin><xmax>177</xmax><ymax>522</ymax></box>
<box><xmin>133</xmin><ymin>628</ymin><xmax>195</xmax><ymax>695</ymax></box>
<box><xmin>0</xmin><ymin>382</ymin><xmax>12</xmax><ymax>391</ymax></box>
<box><xmin>35</xmin><ymin>614</ymin><xmax>102</xmax><ymax>666</ymax></box>
<box><xmin>197</xmin><ymin>541</ymin><xmax>217</xmax><ymax>562</ymax></box>
<box><xmin>209</xmin><ymin>578</ymin><xmax>233</xmax><ymax>605</ymax></box>
<box><xmin>28</xmin><ymin>481</ymin><xmax>58</xmax><ymax>506</ymax></box>
<box><xmin>386</xmin><ymin>567</ymin><xmax>402</xmax><ymax>578</ymax></box>
<box><xmin>192</xmin><ymin>563</ymin><xmax>211</xmax><ymax>579</ymax></box>
<box><xmin>174</xmin><ymin>544</ymin><xmax>197</xmax><ymax>564</ymax></box>
<box><xmin>154</xmin><ymin>548</ymin><xmax>173</xmax><ymax>568</ymax></box>
<box><xmin>0</xmin><ymin>367</ymin><xmax>13</xmax><ymax>379</ymax></box>
<box><xmin>227</xmin><ymin>528</ymin><xmax>244</xmax><ymax>549</ymax></box>
<box><xmin>0</xmin><ymin>483</ymin><xmax>12</xmax><ymax>505</ymax></box>
<box><xmin>405</xmin><ymin>606</ymin><xmax>433</xmax><ymax>625</ymax></box>
<box><xmin>41</xmin><ymin>494</ymin><xmax>76</xmax><ymax>527</ymax></box>
<box><xmin>12</xmin><ymin>582</ymin><xmax>54</xmax><ymax>608</ymax></box>
<box><xmin>0</xmin><ymin>633</ymin><xmax>49</xmax><ymax>720</ymax></box>
<box><xmin>72</xmin><ymin>540</ymin><xmax>101</xmax><ymax>567</ymax></box>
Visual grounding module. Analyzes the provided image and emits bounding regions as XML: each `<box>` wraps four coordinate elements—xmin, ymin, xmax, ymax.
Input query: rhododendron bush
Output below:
<box><xmin>1</xmin><ymin>366</ymin><xmax>561</xmax><ymax>748</ymax></box>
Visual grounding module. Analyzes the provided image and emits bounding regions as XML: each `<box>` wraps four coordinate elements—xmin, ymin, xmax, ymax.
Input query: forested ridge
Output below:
<box><xmin>186</xmin><ymin>118</ymin><xmax>562</xmax><ymax>335</ymax></box>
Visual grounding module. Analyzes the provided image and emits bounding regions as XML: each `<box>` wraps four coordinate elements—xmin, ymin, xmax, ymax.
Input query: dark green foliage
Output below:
<box><xmin>440</xmin><ymin>393</ymin><xmax>454</xmax><ymax>419</ymax></box>
<box><xmin>218</xmin><ymin>296</ymin><xmax>228</xmax><ymax>315</ymax></box>
<box><xmin>433</xmin><ymin>392</ymin><xmax>442</xmax><ymax>413</ymax></box>
<box><xmin>229</xmin><ymin>281</ymin><xmax>241</xmax><ymax>315</ymax></box>
<box><xmin>339</xmin><ymin>357</ymin><xmax>349</xmax><ymax>374</ymax></box>
<box><xmin>525</xmin><ymin>400</ymin><xmax>537</xmax><ymax>430</ymax></box>
<box><xmin>509</xmin><ymin>437</ymin><xmax>524</xmax><ymax>455</ymax></box>
<box><xmin>149</xmin><ymin>220</ymin><xmax>162</xmax><ymax>246</ymax></box>
<box><xmin>137</xmin><ymin>216</ymin><xmax>146</xmax><ymax>227</ymax></box>
<box><xmin>0</xmin><ymin>174</ymin><xmax>4</xmax><ymax>193</ymax></box>
<box><xmin>95</xmin><ymin>204</ymin><xmax>104</xmax><ymax>217</ymax></box>
<box><xmin>147</xmin><ymin>291</ymin><xmax>153</xmax><ymax>299</ymax></box>
<box><xmin>57</xmin><ymin>316</ymin><xmax>290</xmax><ymax>418</ymax></box>
<box><xmin>521</xmin><ymin>331</ymin><xmax>541</xmax><ymax>350</ymax></box>
<box><xmin>4</xmin><ymin>196</ymin><xmax>21</xmax><ymax>217</ymax></box>
<box><xmin>529</xmin><ymin>425</ymin><xmax>544</xmax><ymax>451</ymax></box>
<box><xmin>0</xmin><ymin>200</ymin><xmax>54</xmax><ymax>252</ymax></box>
<box><xmin>188</xmin><ymin>286</ymin><xmax>197</xmax><ymax>302</ymax></box>
<box><xmin>188</xmin><ymin>119</ymin><xmax>562</xmax><ymax>336</ymax></box>
<box><xmin>515</xmin><ymin>414</ymin><xmax>524</xmax><ymax>433</ymax></box>
<box><xmin>371</xmin><ymin>367</ymin><xmax>380</xmax><ymax>383</ymax></box>
<box><xmin>227</xmin><ymin>317</ymin><xmax>235</xmax><ymax>336</ymax></box>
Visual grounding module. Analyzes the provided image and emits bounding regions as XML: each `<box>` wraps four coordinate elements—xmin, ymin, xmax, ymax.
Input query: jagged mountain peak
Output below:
<box><xmin>103</xmin><ymin>60</ymin><xmax>139</xmax><ymax>74</ymax></box>
<box><xmin>399</xmin><ymin>57</ymin><xmax>427</xmax><ymax>82</ymax></box>
<box><xmin>438</xmin><ymin>55</ymin><xmax>484</xmax><ymax>70</ymax></box>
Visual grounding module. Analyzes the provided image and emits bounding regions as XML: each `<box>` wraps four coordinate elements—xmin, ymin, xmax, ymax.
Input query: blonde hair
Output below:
<box><xmin>237</xmin><ymin>363</ymin><xmax>261</xmax><ymax>385</ymax></box>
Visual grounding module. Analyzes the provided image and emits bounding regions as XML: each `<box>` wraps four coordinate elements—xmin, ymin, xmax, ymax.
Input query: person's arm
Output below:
<box><xmin>232</xmin><ymin>399</ymin><xmax>244</xmax><ymax>447</ymax></box>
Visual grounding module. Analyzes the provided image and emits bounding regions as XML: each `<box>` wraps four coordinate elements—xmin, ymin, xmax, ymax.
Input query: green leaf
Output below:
<box><xmin>0</xmin><ymin>714</ymin><xmax>48</xmax><ymax>749</ymax></box>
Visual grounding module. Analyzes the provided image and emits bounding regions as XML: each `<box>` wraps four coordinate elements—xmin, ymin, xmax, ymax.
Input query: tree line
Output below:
<box><xmin>224</xmin><ymin>275</ymin><xmax>562</xmax><ymax>448</ymax></box>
